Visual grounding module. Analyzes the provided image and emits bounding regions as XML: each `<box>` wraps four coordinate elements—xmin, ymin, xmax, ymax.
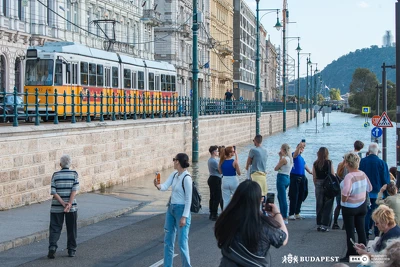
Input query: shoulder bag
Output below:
<box><xmin>323</xmin><ymin>161</ymin><xmax>341</xmax><ymax>199</ymax></box>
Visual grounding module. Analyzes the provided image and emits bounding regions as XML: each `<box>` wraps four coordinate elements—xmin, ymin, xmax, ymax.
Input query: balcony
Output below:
<box><xmin>141</xmin><ymin>9</ymin><xmax>161</xmax><ymax>26</ymax></box>
<box><xmin>217</xmin><ymin>44</ymin><xmax>233</xmax><ymax>57</ymax></box>
<box><xmin>180</xmin><ymin>23</ymin><xmax>191</xmax><ymax>38</ymax></box>
<box><xmin>218</xmin><ymin>71</ymin><xmax>232</xmax><ymax>82</ymax></box>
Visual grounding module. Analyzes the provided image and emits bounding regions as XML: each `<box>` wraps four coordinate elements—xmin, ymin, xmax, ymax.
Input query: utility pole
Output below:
<box><xmin>396</xmin><ymin>0</ymin><xmax>400</xmax><ymax>189</ymax></box>
<box><xmin>282</xmin><ymin>0</ymin><xmax>287</xmax><ymax>132</ymax></box>
<box><xmin>192</xmin><ymin>0</ymin><xmax>199</xmax><ymax>162</ymax></box>
<box><xmin>382</xmin><ymin>63</ymin><xmax>396</xmax><ymax>163</ymax></box>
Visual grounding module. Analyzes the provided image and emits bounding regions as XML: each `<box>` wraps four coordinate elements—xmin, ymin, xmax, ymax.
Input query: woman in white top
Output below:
<box><xmin>274</xmin><ymin>143</ymin><xmax>293</xmax><ymax>224</ymax></box>
<box><xmin>154</xmin><ymin>153</ymin><xmax>193</xmax><ymax>267</ymax></box>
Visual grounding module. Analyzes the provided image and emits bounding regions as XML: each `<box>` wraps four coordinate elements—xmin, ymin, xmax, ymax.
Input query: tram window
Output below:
<box><xmin>171</xmin><ymin>76</ymin><xmax>176</xmax><ymax>91</ymax></box>
<box><xmin>138</xmin><ymin>71</ymin><xmax>144</xmax><ymax>90</ymax></box>
<box><xmin>97</xmin><ymin>65</ymin><xmax>103</xmax><ymax>86</ymax></box>
<box><xmin>132</xmin><ymin>72</ymin><xmax>137</xmax><ymax>89</ymax></box>
<box><xmin>25</xmin><ymin>59</ymin><xmax>54</xmax><ymax>86</ymax></box>
<box><xmin>161</xmin><ymin>74</ymin><xmax>166</xmax><ymax>91</ymax></box>
<box><xmin>112</xmin><ymin>67</ymin><xmax>118</xmax><ymax>87</ymax></box>
<box><xmin>105</xmin><ymin>68</ymin><xmax>110</xmax><ymax>87</ymax></box>
<box><xmin>54</xmin><ymin>60</ymin><xmax>63</xmax><ymax>86</ymax></box>
<box><xmin>66</xmin><ymin>64</ymin><xmax>71</xmax><ymax>84</ymax></box>
<box><xmin>72</xmin><ymin>63</ymin><xmax>78</xmax><ymax>84</ymax></box>
<box><xmin>89</xmin><ymin>63</ymin><xmax>96</xmax><ymax>86</ymax></box>
<box><xmin>148</xmin><ymin>73</ymin><xmax>154</xmax><ymax>91</ymax></box>
<box><xmin>124</xmin><ymin>69</ymin><xmax>131</xmax><ymax>89</ymax></box>
<box><xmin>155</xmin><ymin>75</ymin><xmax>160</xmax><ymax>91</ymax></box>
<box><xmin>166</xmin><ymin>75</ymin><xmax>171</xmax><ymax>91</ymax></box>
<box><xmin>80</xmin><ymin>62</ymin><xmax>88</xmax><ymax>85</ymax></box>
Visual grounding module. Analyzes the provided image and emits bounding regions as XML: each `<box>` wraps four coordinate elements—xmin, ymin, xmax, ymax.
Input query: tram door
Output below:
<box><xmin>104</xmin><ymin>67</ymin><xmax>112</xmax><ymax>112</ymax></box>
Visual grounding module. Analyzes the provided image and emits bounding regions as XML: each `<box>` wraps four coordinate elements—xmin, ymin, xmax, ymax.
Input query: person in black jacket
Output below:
<box><xmin>214</xmin><ymin>180</ymin><xmax>288</xmax><ymax>266</ymax></box>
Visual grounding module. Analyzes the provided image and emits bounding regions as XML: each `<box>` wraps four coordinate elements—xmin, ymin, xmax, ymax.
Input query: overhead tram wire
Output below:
<box><xmin>201</xmin><ymin>23</ymin><xmax>232</xmax><ymax>72</ymax></box>
<box><xmin>36</xmin><ymin>0</ymin><xmax>192</xmax><ymax>46</ymax></box>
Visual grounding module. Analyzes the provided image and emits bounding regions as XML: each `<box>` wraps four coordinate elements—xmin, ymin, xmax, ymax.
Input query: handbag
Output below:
<box><xmin>323</xmin><ymin>161</ymin><xmax>341</xmax><ymax>199</ymax></box>
<box><xmin>221</xmin><ymin>239</ymin><xmax>269</xmax><ymax>267</ymax></box>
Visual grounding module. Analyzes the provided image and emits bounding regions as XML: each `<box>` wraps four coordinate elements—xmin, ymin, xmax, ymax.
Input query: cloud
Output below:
<box><xmin>357</xmin><ymin>1</ymin><xmax>370</xmax><ymax>8</ymax></box>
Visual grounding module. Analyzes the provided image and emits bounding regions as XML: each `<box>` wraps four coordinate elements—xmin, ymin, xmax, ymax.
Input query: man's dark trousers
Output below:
<box><xmin>49</xmin><ymin>211</ymin><xmax>78</xmax><ymax>251</ymax></box>
<box><xmin>208</xmin><ymin>175</ymin><xmax>223</xmax><ymax>216</ymax></box>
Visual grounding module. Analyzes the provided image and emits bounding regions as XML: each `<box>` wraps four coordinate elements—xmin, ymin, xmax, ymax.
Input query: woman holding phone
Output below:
<box><xmin>219</xmin><ymin>146</ymin><xmax>240</xmax><ymax>209</ymax></box>
<box><xmin>215</xmin><ymin>180</ymin><xmax>288</xmax><ymax>266</ymax></box>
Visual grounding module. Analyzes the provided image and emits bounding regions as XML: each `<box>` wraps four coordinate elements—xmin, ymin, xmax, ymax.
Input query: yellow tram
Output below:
<box><xmin>24</xmin><ymin>42</ymin><xmax>177</xmax><ymax>118</ymax></box>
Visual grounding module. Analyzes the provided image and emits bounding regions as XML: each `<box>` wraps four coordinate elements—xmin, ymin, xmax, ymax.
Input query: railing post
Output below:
<box><xmin>86</xmin><ymin>90</ymin><xmax>91</xmax><ymax>122</ymax></box>
<box><xmin>93</xmin><ymin>92</ymin><xmax>97</xmax><ymax>120</ymax></box>
<box><xmin>45</xmin><ymin>90</ymin><xmax>49</xmax><ymax>122</ymax></box>
<box><xmin>165</xmin><ymin>96</ymin><xmax>169</xmax><ymax>118</ymax></box>
<box><xmin>172</xmin><ymin>95</ymin><xmax>176</xmax><ymax>117</ymax></box>
<box><xmin>63</xmin><ymin>91</ymin><xmax>67</xmax><ymax>120</ymax></box>
<box><xmin>133</xmin><ymin>94</ymin><xmax>137</xmax><ymax>120</ymax></box>
<box><xmin>142</xmin><ymin>93</ymin><xmax>146</xmax><ymax>119</ymax></box>
<box><xmin>54</xmin><ymin>89</ymin><xmax>59</xmax><ymax>124</ymax></box>
<box><xmin>71</xmin><ymin>90</ymin><xmax>76</xmax><ymax>124</ymax></box>
<box><xmin>106</xmin><ymin>93</ymin><xmax>110</xmax><ymax>119</ymax></box>
<box><xmin>112</xmin><ymin>92</ymin><xmax>116</xmax><ymax>121</ymax></box>
<box><xmin>34</xmin><ymin>88</ymin><xmax>40</xmax><ymax>125</ymax></box>
<box><xmin>150</xmin><ymin>94</ymin><xmax>154</xmax><ymax>119</ymax></box>
<box><xmin>12</xmin><ymin>86</ymin><xmax>18</xmax><ymax>127</ymax></box>
<box><xmin>159</xmin><ymin>95</ymin><xmax>162</xmax><ymax>118</ymax></box>
<box><xmin>24</xmin><ymin>90</ymin><xmax>29</xmax><ymax>121</ymax></box>
<box><xmin>79</xmin><ymin>91</ymin><xmax>83</xmax><ymax>121</ymax></box>
<box><xmin>123</xmin><ymin>91</ymin><xmax>127</xmax><ymax>120</ymax></box>
<box><xmin>100</xmin><ymin>92</ymin><xmax>104</xmax><ymax>122</ymax></box>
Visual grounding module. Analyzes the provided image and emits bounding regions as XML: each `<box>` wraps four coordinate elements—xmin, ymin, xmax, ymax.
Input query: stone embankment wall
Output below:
<box><xmin>0</xmin><ymin>110</ymin><xmax>306</xmax><ymax>210</ymax></box>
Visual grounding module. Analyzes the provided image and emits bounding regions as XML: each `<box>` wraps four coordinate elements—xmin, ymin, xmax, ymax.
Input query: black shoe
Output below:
<box><xmin>317</xmin><ymin>226</ymin><xmax>321</xmax><ymax>231</ymax></box>
<box><xmin>68</xmin><ymin>250</ymin><xmax>76</xmax><ymax>257</ymax></box>
<box><xmin>47</xmin><ymin>249</ymin><xmax>56</xmax><ymax>259</ymax></box>
<box><xmin>332</xmin><ymin>223</ymin><xmax>340</xmax><ymax>230</ymax></box>
<box><xmin>210</xmin><ymin>214</ymin><xmax>218</xmax><ymax>221</ymax></box>
<box><xmin>339</xmin><ymin>257</ymin><xmax>349</xmax><ymax>262</ymax></box>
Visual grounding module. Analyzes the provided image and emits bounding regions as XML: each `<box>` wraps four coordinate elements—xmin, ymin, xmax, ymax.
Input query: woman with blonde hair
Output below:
<box><xmin>219</xmin><ymin>146</ymin><xmax>241</xmax><ymax>209</ymax></box>
<box><xmin>354</xmin><ymin>205</ymin><xmax>400</xmax><ymax>258</ymax></box>
<box><xmin>274</xmin><ymin>143</ymin><xmax>292</xmax><ymax>225</ymax></box>
<box><xmin>340</xmin><ymin>152</ymin><xmax>372</xmax><ymax>262</ymax></box>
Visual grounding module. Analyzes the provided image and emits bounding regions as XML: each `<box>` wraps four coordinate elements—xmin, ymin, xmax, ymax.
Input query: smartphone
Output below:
<box><xmin>350</xmin><ymin>238</ymin><xmax>355</xmax><ymax>246</ymax></box>
<box><xmin>265</xmin><ymin>193</ymin><xmax>275</xmax><ymax>212</ymax></box>
<box><xmin>233</xmin><ymin>145</ymin><xmax>236</xmax><ymax>151</ymax></box>
<box><xmin>301</xmin><ymin>139</ymin><xmax>306</xmax><ymax>143</ymax></box>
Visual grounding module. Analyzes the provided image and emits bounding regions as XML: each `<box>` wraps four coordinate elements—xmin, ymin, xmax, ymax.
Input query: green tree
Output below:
<box><xmin>317</xmin><ymin>94</ymin><xmax>324</xmax><ymax>104</ymax></box>
<box><xmin>349</xmin><ymin>68</ymin><xmax>378</xmax><ymax>93</ymax></box>
<box><xmin>329</xmin><ymin>88</ymin><xmax>341</xmax><ymax>100</ymax></box>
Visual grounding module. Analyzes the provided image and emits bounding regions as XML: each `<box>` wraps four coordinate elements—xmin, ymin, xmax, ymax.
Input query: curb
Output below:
<box><xmin>0</xmin><ymin>202</ymin><xmax>148</xmax><ymax>253</ymax></box>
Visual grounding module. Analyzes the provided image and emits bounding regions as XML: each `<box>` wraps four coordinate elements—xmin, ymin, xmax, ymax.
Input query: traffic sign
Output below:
<box><xmin>376</xmin><ymin>111</ymin><xmax>393</xmax><ymax>128</ymax></box>
<box><xmin>371</xmin><ymin>127</ymin><xmax>382</xmax><ymax>138</ymax></box>
<box><xmin>362</xmin><ymin>106</ymin><xmax>370</xmax><ymax>114</ymax></box>
<box><xmin>372</xmin><ymin>115</ymin><xmax>381</xmax><ymax>126</ymax></box>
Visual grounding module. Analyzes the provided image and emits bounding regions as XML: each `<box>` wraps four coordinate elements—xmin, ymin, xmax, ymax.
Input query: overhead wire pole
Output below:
<box><xmin>396</xmin><ymin>0</ymin><xmax>400</xmax><ymax>189</ymax></box>
<box><xmin>255</xmin><ymin>0</ymin><xmax>261</xmax><ymax>135</ymax></box>
<box><xmin>282</xmin><ymin>0</ymin><xmax>287</xmax><ymax>132</ymax></box>
<box><xmin>192</xmin><ymin>0</ymin><xmax>199</xmax><ymax>162</ymax></box>
<box><xmin>295</xmin><ymin>38</ymin><xmax>301</xmax><ymax>127</ymax></box>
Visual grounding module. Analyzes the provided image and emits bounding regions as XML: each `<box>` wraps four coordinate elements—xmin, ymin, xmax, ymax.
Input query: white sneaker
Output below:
<box><xmin>295</xmin><ymin>214</ymin><xmax>304</xmax><ymax>220</ymax></box>
<box><xmin>284</xmin><ymin>219</ymin><xmax>288</xmax><ymax>225</ymax></box>
<box><xmin>288</xmin><ymin>215</ymin><xmax>296</xmax><ymax>220</ymax></box>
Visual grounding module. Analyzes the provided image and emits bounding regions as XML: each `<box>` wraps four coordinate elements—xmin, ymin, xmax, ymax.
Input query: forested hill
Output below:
<box><xmin>294</xmin><ymin>46</ymin><xmax>395</xmax><ymax>96</ymax></box>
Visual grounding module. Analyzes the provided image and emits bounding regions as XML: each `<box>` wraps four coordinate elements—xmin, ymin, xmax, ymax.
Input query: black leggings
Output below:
<box><xmin>342</xmin><ymin>201</ymin><xmax>367</xmax><ymax>257</ymax></box>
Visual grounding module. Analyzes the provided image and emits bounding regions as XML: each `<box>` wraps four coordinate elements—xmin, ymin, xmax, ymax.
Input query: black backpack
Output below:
<box><xmin>180</xmin><ymin>174</ymin><xmax>202</xmax><ymax>213</ymax></box>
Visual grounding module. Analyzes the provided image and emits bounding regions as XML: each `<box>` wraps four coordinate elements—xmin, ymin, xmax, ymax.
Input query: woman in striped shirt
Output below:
<box><xmin>339</xmin><ymin>152</ymin><xmax>372</xmax><ymax>262</ymax></box>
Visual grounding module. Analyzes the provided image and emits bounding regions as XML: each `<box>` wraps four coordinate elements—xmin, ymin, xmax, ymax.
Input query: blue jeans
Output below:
<box><xmin>164</xmin><ymin>204</ymin><xmax>191</xmax><ymax>267</ymax></box>
<box><xmin>276</xmin><ymin>173</ymin><xmax>290</xmax><ymax>218</ymax></box>
<box><xmin>365</xmin><ymin>197</ymin><xmax>378</xmax><ymax>238</ymax></box>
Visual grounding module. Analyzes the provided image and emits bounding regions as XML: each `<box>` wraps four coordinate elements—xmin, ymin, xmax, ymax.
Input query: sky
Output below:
<box><xmin>244</xmin><ymin>0</ymin><xmax>396</xmax><ymax>78</ymax></box>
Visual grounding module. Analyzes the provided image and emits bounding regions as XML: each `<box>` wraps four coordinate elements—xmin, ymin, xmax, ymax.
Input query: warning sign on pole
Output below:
<box><xmin>372</xmin><ymin>115</ymin><xmax>381</xmax><ymax>126</ymax></box>
<box><xmin>376</xmin><ymin>112</ymin><xmax>393</xmax><ymax>128</ymax></box>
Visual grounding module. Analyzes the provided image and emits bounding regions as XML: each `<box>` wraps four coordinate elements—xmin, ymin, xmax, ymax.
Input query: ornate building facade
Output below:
<box><xmin>1</xmin><ymin>0</ymin><xmax>157</xmax><ymax>93</ymax></box>
<box><xmin>153</xmin><ymin>0</ymin><xmax>211</xmax><ymax>97</ymax></box>
<box><xmin>209</xmin><ymin>0</ymin><xmax>233</xmax><ymax>99</ymax></box>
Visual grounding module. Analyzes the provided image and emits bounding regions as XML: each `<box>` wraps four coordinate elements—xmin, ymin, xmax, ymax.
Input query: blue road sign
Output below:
<box><xmin>371</xmin><ymin>127</ymin><xmax>383</xmax><ymax>138</ymax></box>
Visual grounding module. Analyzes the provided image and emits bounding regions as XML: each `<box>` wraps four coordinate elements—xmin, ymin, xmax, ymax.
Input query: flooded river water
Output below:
<box><xmin>109</xmin><ymin>111</ymin><xmax>397</xmax><ymax>218</ymax></box>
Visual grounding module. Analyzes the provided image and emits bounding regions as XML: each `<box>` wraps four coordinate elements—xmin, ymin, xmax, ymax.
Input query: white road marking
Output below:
<box><xmin>149</xmin><ymin>254</ymin><xmax>178</xmax><ymax>267</ymax></box>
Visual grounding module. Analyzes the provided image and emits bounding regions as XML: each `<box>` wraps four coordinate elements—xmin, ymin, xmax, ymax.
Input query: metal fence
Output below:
<box><xmin>0</xmin><ymin>87</ymin><xmax>296</xmax><ymax>127</ymax></box>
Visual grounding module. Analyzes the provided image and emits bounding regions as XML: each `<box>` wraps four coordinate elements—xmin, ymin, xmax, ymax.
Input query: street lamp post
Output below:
<box><xmin>295</xmin><ymin>38</ymin><xmax>301</xmax><ymax>127</ymax></box>
<box><xmin>256</xmin><ymin>2</ymin><xmax>281</xmax><ymax>135</ymax></box>
<box><xmin>298</xmin><ymin>53</ymin><xmax>311</xmax><ymax>123</ymax></box>
<box><xmin>192</xmin><ymin>0</ymin><xmax>199</xmax><ymax>162</ymax></box>
<box><xmin>396</xmin><ymin>0</ymin><xmax>400</xmax><ymax>189</ymax></box>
